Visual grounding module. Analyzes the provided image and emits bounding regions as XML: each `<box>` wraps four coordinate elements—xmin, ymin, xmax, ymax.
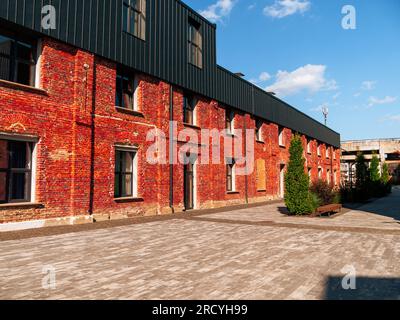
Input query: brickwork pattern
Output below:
<box><xmin>0</xmin><ymin>38</ymin><xmax>341</xmax><ymax>224</ymax></box>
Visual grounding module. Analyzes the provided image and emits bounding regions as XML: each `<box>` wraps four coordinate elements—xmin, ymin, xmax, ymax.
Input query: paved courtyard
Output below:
<box><xmin>1</xmin><ymin>187</ymin><xmax>400</xmax><ymax>300</ymax></box>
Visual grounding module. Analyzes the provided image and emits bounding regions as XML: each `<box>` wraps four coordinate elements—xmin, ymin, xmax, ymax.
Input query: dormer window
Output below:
<box><xmin>123</xmin><ymin>0</ymin><xmax>146</xmax><ymax>40</ymax></box>
<box><xmin>188</xmin><ymin>18</ymin><xmax>202</xmax><ymax>68</ymax></box>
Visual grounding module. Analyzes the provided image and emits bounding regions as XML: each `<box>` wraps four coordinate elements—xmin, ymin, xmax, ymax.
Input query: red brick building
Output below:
<box><xmin>0</xmin><ymin>1</ymin><xmax>340</xmax><ymax>229</ymax></box>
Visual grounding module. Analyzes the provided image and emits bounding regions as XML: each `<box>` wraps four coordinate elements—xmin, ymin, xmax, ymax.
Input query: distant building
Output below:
<box><xmin>341</xmin><ymin>138</ymin><xmax>400</xmax><ymax>185</ymax></box>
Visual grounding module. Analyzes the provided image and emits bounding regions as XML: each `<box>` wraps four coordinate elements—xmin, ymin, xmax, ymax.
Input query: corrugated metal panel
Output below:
<box><xmin>0</xmin><ymin>0</ymin><xmax>340</xmax><ymax>147</ymax></box>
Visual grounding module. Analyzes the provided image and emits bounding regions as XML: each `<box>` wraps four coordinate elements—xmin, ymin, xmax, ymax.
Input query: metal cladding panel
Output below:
<box><xmin>0</xmin><ymin>0</ymin><xmax>340</xmax><ymax>147</ymax></box>
<box><xmin>253</xmin><ymin>86</ymin><xmax>340</xmax><ymax>147</ymax></box>
<box><xmin>215</xmin><ymin>66</ymin><xmax>253</xmax><ymax>114</ymax></box>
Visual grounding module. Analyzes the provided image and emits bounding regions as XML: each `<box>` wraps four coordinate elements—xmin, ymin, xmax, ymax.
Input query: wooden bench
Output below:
<box><xmin>313</xmin><ymin>204</ymin><xmax>342</xmax><ymax>217</ymax></box>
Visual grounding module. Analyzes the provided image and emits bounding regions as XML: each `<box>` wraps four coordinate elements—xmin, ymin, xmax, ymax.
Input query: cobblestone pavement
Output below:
<box><xmin>204</xmin><ymin>186</ymin><xmax>400</xmax><ymax>232</ymax></box>
<box><xmin>1</xmin><ymin>187</ymin><xmax>400</xmax><ymax>300</ymax></box>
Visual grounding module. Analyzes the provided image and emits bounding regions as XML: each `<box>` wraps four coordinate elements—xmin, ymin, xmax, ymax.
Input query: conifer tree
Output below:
<box><xmin>369</xmin><ymin>154</ymin><xmax>381</xmax><ymax>182</ymax></box>
<box><xmin>381</xmin><ymin>163</ymin><xmax>390</xmax><ymax>184</ymax></box>
<box><xmin>284</xmin><ymin>135</ymin><xmax>313</xmax><ymax>215</ymax></box>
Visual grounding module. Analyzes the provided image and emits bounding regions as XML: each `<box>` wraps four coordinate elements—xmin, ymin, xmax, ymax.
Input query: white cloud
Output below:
<box><xmin>368</xmin><ymin>96</ymin><xmax>397</xmax><ymax>107</ymax></box>
<box><xmin>361</xmin><ymin>80</ymin><xmax>377</xmax><ymax>91</ymax></box>
<box><xmin>259</xmin><ymin>72</ymin><xmax>272</xmax><ymax>82</ymax></box>
<box><xmin>380</xmin><ymin>114</ymin><xmax>400</xmax><ymax>123</ymax></box>
<box><xmin>388</xmin><ymin>115</ymin><xmax>400</xmax><ymax>122</ymax></box>
<box><xmin>265</xmin><ymin>64</ymin><xmax>337</xmax><ymax>97</ymax></box>
<box><xmin>248</xmin><ymin>3</ymin><xmax>256</xmax><ymax>10</ymax></box>
<box><xmin>250</xmin><ymin>71</ymin><xmax>272</xmax><ymax>84</ymax></box>
<box><xmin>354</xmin><ymin>92</ymin><xmax>361</xmax><ymax>98</ymax></box>
<box><xmin>263</xmin><ymin>0</ymin><xmax>311</xmax><ymax>19</ymax></box>
<box><xmin>200</xmin><ymin>0</ymin><xmax>236</xmax><ymax>22</ymax></box>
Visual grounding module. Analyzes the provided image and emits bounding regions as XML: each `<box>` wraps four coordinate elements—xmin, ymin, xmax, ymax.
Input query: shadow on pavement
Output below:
<box><xmin>343</xmin><ymin>186</ymin><xmax>400</xmax><ymax>222</ymax></box>
<box><xmin>324</xmin><ymin>276</ymin><xmax>400</xmax><ymax>300</ymax></box>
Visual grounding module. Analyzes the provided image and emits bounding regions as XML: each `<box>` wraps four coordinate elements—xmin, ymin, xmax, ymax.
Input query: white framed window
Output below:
<box><xmin>318</xmin><ymin>167</ymin><xmax>323</xmax><ymax>179</ymax></box>
<box><xmin>116</xmin><ymin>70</ymin><xmax>140</xmax><ymax>112</ymax></box>
<box><xmin>0</xmin><ymin>135</ymin><xmax>37</xmax><ymax>204</ymax></box>
<box><xmin>0</xmin><ymin>29</ymin><xmax>38</xmax><ymax>87</ymax></box>
<box><xmin>114</xmin><ymin>146</ymin><xmax>138</xmax><ymax>198</ymax></box>
<box><xmin>123</xmin><ymin>0</ymin><xmax>146</xmax><ymax>40</ymax></box>
<box><xmin>334</xmin><ymin>170</ymin><xmax>337</xmax><ymax>186</ymax></box>
<box><xmin>278</xmin><ymin>127</ymin><xmax>285</xmax><ymax>147</ymax></box>
<box><xmin>327</xmin><ymin>169</ymin><xmax>331</xmax><ymax>184</ymax></box>
<box><xmin>317</xmin><ymin>143</ymin><xmax>321</xmax><ymax>157</ymax></box>
<box><xmin>326</xmin><ymin>147</ymin><xmax>330</xmax><ymax>159</ymax></box>
<box><xmin>183</xmin><ymin>94</ymin><xmax>197</xmax><ymax>126</ymax></box>
<box><xmin>308</xmin><ymin>167</ymin><xmax>312</xmax><ymax>181</ymax></box>
<box><xmin>307</xmin><ymin>139</ymin><xmax>311</xmax><ymax>154</ymax></box>
<box><xmin>34</xmin><ymin>39</ymin><xmax>43</xmax><ymax>89</ymax></box>
<box><xmin>226</xmin><ymin>159</ymin><xmax>236</xmax><ymax>192</ymax></box>
<box><xmin>255</xmin><ymin>119</ymin><xmax>263</xmax><ymax>142</ymax></box>
<box><xmin>188</xmin><ymin>18</ymin><xmax>202</xmax><ymax>68</ymax></box>
<box><xmin>225</xmin><ymin>109</ymin><xmax>235</xmax><ymax>135</ymax></box>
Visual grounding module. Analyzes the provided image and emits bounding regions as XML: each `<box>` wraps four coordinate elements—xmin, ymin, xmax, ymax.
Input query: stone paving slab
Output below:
<box><xmin>0</xmin><ymin>187</ymin><xmax>399</xmax><ymax>300</ymax></box>
<box><xmin>205</xmin><ymin>187</ymin><xmax>400</xmax><ymax>232</ymax></box>
<box><xmin>1</xmin><ymin>218</ymin><xmax>400</xmax><ymax>300</ymax></box>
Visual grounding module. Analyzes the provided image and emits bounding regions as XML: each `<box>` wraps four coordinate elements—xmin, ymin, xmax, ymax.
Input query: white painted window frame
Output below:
<box><xmin>0</xmin><ymin>133</ymin><xmax>38</xmax><ymax>203</ymax></box>
<box><xmin>115</xmin><ymin>145</ymin><xmax>139</xmax><ymax>198</ymax></box>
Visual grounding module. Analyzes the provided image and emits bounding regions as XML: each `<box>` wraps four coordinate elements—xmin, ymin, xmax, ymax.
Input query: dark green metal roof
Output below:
<box><xmin>0</xmin><ymin>0</ymin><xmax>340</xmax><ymax>147</ymax></box>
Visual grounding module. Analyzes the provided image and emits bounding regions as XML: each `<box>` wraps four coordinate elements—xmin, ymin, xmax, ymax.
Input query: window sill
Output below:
<box><xmin>0</xmin><ymin>80</ymin><xmax>48</xmax><ymax>96</ymax></box>
<box><xmin>183</xmin><ymin>123</ymin><xmax>201</xmax><ymax>130</ymax></box>
<box><xmin>0</xmin><ymin>202</ymin><xmax>44</xmax><ymax>210</ymax></box>
<box><xmin>279</xmin><ymin>144</ymin><xmax>286</xmax><ymax>148</ymax></box>
<box><xmin>226</xmin><ymin>191</ymin><xmax>240</xmax><ymax>195</ymax></box>
<box><xmin>115</xmin><ymin>107</ymin><xmax>144</xmax><ymax>118</ymax></box>
<box><xmin>188</xmin><ymin>62</ymin><xmax>203</xmax><ymax>70</ymax></box>
<box><xmin>256</xmin><ymin>140</ymin><xmax>265</xmax><ymax>144</ymax></box>
<box><xmin>257</xmin><ymin>189</ymin><xmax>267</xmax><ymax>192</ymax></box>
<box><xmin>114</xmin><ymin>197</ymin><xmax>144</xmax><ymax>203</ymax></box>
<box><xmin>122</xmin><ymin>31</ymin><xmax>146</xmax><ymax>42</ymax></box>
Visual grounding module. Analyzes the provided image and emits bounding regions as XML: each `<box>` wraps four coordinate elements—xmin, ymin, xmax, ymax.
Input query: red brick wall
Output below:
<box><xmin>0</xmin><ymin>38</ymin><xmax>341</xmax><ymax>224</ymax></box>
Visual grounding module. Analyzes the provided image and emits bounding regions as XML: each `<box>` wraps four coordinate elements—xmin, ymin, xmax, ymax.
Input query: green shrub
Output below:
<box><xmin>310</xmin><ymin>179</ymin><xmax>337</xmax><ymax>206</ymax></box>
<box><xmin>356</xmin><ymin>153</ymin><xmax>369</xmax><ymax>190</ymax></box>
<box><xmin>370</xmin><ymin>154</ymin><xmax>381</xmax><ymax>182</ymax></box>
<box><xmin>284</xmin><ymin>135</ymin><xmax>314</xmax><ymax>215</ymax></box>
<box><xmin>333</xmin><ymin>192</ymin><xmax>341</xmax><ymax>204</ymax></box>
<box><xmin>310</xmin><ymin>192</ymin><xmax>322</xmax><ymax>212</ymax></box>
<box><xmin>381</xmin><ymin>163</ymin><xmax>390</xmax><ymax>184</ymax></box>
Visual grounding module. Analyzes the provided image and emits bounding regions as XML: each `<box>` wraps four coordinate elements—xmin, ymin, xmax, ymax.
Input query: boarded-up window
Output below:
<box><xmin>256</xmin><ymin>159</ymin><xmax>266</xmax><ymax>191</ymax></box>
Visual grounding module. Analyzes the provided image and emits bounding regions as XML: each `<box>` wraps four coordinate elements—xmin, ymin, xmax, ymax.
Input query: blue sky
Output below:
<box><xmin>184</xmin><ymin>0</ymin><xmax>400</xmax><ymax>141</ymax></box>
